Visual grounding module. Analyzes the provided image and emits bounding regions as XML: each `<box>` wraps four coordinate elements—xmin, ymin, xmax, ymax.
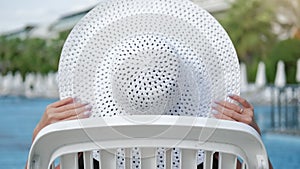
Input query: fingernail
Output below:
<box><xmin>228</xmin><ymin>94</ymin><xmax>235</xmax><ymax>97</ymax></box>
<box><xmin>84</xmin><ymin>111</ymin><xmax>92</xmax><ymax>116</ymax></box>
<box><xmin>213</xmin><ymin>100</ymin><xmax>221</xmax><ymax>105</ymax></box>
<box><xmin>81</xmin><ymin>101</ymin><xmax>90</xmax><ymax>105</ymax></box>
<box><xmin>211</xmin><ymin>109</ymin><xmax>218</xmax><ymax>115</ymax></box>
<box><xmin>208</xmin><ymin>112</ymin><xmax>216</xmax><ymax>118</ymax></box>
<box><xmin>74</xmin><ymin>97</ymin><xmax>81</xmax><ymax>103</ymax></box>
<box><xmin>211</xmin><ymin>105</ymin><xmax>218</xmax><ymax>110</ymax></box>
<box><xmin>85</xmin><ymin>104</ymin><xmax>92</xmax><ymax>111</ymax></box>
<box><xmin>212</xmin><ymin>113</ymin><xmax>219</xmax><ymax>119</ymax></box>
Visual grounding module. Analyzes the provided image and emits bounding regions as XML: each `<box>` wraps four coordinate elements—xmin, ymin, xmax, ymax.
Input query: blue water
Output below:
<box><xmin>0</xmin><ymin>97</ymin><xmax>56</xmax><ymax>169</ymax></box>
<box><xmin>0</xmin><ymin>96</ymin><xmax>299</xmax><ymax>169</ymax></box>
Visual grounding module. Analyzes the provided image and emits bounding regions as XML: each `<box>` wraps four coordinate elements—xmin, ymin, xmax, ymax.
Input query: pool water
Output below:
<box><xmin>263</xmin><ymin>133</ymin><xmax>300</xmax><ymax>168</ymax></box>
<box><xmin>0</xmin><ymin>96</ymin><xmax>299</xmax><ymax>169</ymax></box>
<box><xmin>0</xmin><ymin>97</ymin><xmax>56</xmax><ymax>169</ymax></box>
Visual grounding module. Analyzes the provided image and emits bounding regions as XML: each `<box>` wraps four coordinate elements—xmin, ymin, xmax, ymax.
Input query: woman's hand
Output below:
<box><xmin>32</xmin><ymin>97</ymin><xmax>92</xmax><ymax>141</ymax></box>
<box><xmin>212</xmin><ymin>94</ymin><xmax>274</xmax><ymax>169</ymax></box>
<box><xmin>212</xmin><ymin>94</ymin><xmax>261</xmax><ymax>135</ymax></box>
<box><xmin>26</xmin><ymin>97</ymin><xmax>92</xmax><ymax>169</ymax></box>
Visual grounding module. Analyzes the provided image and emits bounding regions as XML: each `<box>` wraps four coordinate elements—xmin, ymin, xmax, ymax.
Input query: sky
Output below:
<box><xmin>0</xmin><ymin>0</ymin><xmax>100</xmax><ymax>34</ymax></box>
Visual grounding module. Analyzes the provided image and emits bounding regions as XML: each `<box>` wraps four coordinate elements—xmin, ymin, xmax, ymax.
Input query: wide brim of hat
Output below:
<box><xmin>57</xmin><ymin>0</ymin><xmax>240</xmax><ymax>117</ymax></box>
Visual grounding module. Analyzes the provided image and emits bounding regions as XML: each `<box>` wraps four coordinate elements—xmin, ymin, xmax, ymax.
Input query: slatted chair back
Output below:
<box><xmin>27</xmin><ymin>115</ymin><xmax>269</xmax><ymax>169</ymax></box>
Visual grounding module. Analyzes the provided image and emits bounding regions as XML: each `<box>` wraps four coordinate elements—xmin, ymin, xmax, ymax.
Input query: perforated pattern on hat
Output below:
<box><xmin>58</xmin><ymin>0</ymin><xmax>240</xmax><ymax>118</ymax></box>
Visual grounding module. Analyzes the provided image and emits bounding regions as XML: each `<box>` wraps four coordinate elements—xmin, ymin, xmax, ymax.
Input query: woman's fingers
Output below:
<box><xmin>213</xmin><ymin>112</ymin><xmax>235</xmax><ymax>121</ymax></box>
<box><xmin>56</xmin><ymin>104</ymin><xmax>92</xmax><ymax>120</ymax></box>
<box><xmin>212</xmin><ymin>104</ymin><xmax>243</xmax><ymax>121</ymax></box>
<box><xmin>213</xmin><ymin>95</ymin><xmax>254</xmax><ymax>125</ymax></box>
<box><xmin>42</xmin><ymin>98</ymin><xmax>92</xmax><ymax>125</ymax></box>
<box><xmin>64</xmin><ymin>111</ymin><xmax>92</xmax><ymax>121</ymax></box>
<box><xmin>55</xmin><ymin>102</ymin><xmax>89</xmax><ymax>114</ymax></box>
<box><xmin>228</xmin><ymin>94</ymin><xmax>253</xmax><ymax>109</ymax></box>
<box><xmin>212</xmin><ymin>95</ymin><xmax>262</xmax><ymax>135</ymax></box>
<box><xmin>33</xmin><ymin>98</ymin><xmax>92</xmax><ymax>142</ymax></box>
<box><xmin>213</xmin><ymin>110</ymin><xmax>252</xmax><ymax>124</ymax></box>
<box><xmin>214</xmin><ymin>100</ymin><xmax>243</xmax><ymax>114</ymax></box>
<box><xmin>47</xmin><ymin>97</ymin><xmax>74</xmax><ymax>108</ymax></box>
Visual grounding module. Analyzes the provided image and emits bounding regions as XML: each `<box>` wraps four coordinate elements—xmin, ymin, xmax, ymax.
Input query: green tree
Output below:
<box><xmin>0</xmin><ymin>29</ymin><xmax>69</xmax><ymax>78</ymax></box>
<box><xmin>219</xmin><ymin>0</ymin><xmax>277</xmax><ymax>82</ymax></box>
<box><xmin>265</xmin><ymin>38</ymin><xmax>300</xmax><ymax>83</ymax></box>
<box><xmin>0</xmin><ymin>37</ymin><xmax>23</xmax><ymax>74</ymax></box>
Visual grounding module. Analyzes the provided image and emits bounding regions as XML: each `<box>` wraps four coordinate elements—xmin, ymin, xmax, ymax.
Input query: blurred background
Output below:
<box><xmin>0</xmin><ymin>0</ymin><xmax>299</xmax><ymax>168</ymax></box>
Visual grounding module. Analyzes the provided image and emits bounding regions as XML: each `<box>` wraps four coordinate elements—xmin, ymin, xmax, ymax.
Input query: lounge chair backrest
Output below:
<box><xmin>27</xmin><ymin>115</ymin><xmax>269</xmax><ymax>169</ymax></box>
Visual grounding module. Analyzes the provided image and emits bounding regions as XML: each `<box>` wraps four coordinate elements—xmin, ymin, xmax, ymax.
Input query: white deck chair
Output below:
<box><xmin>27</xmin><ymin>115</ymin><xmax>269</xmax><ymax>169</ymax></box>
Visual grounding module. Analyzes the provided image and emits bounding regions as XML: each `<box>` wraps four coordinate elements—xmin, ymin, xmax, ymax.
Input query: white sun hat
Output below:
<box><xmin>57</xmin><ymin>0</ymin><xmax>240</xmax><ymax>118</ymax></box>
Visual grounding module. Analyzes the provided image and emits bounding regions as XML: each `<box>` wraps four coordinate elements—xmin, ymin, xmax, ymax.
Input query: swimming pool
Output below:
<box><xmin>0</xmin><ymin>96</ymin><xmax>299</xmax><ymax>169</ymax></box>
